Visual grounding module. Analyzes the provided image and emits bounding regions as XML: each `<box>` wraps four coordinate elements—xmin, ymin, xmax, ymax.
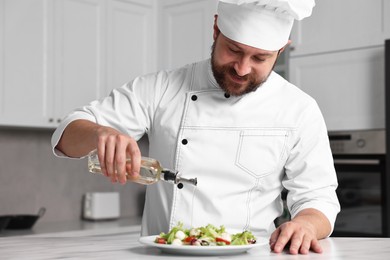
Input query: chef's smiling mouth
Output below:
<box><xmin>228</xmin><ymin>70</ymin><xmax>248</xmax><ymax>84</ymax></box>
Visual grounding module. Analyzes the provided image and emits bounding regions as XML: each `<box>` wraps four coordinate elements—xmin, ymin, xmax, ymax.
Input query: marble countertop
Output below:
<box><xmin>1</xmin><ymin>223</ymin><xmax>390</xmax><ymax>260</ymax></box>
<box><xmin>0</xmin><ymin>217</ymin><xmax>142</xmax><ymax>237</ymax></box>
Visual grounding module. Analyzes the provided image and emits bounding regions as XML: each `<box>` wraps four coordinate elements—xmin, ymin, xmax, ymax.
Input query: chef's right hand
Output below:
<box><xmin>95</xmin><ymin>125</ymin><xmax>141</xmax><ymax>184</ymax></box>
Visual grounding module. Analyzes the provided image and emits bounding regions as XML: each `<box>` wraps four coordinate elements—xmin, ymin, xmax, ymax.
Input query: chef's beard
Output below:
<box><xmin>210</xmin><ymin>41</ymin><xmax>276</xmax><ymax>97</ymax></box>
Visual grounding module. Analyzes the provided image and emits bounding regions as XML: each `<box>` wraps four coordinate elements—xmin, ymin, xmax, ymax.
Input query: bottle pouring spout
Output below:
<box><xmin>162</xmin><ymin>170</ymin><xmax>197</xmax><ymax>188</ymax></box>
<box><xmin>176</xmin><ymin>176</ymin><xmax>198</xmax><ymax>187</ymax></box>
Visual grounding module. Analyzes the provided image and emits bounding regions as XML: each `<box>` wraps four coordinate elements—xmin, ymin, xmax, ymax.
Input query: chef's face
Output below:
<box><xmin>211</xmin><ymin>25</ymin><xmax>282</xmax><ymax>96</ymax></box>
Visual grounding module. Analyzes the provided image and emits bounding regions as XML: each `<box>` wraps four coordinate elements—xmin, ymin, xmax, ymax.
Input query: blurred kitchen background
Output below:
<box><xmin>1</xmin><ymin>0</ymin><xmax>390</xmax><ymax>236</ymax></box>
<box><xmin>0</xmin><ymin>0</ymin><xmax>217</xmax><ymax>225</ymax></box>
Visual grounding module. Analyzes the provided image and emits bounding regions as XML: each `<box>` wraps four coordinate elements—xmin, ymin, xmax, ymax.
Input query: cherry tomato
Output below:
<box><xmin>216</xmin><ymin>237</ymin><xmax>231</xmax><ymax>245</ymax></box>
<box><xmin>184</xmin><ymin>236</ymin><xmax>197</xmax><ymax>243</ymax></box>
<box><xmin>155</xmin><ymin>237</ymin><xmax>167</xmax><ymax>244</ymax></box>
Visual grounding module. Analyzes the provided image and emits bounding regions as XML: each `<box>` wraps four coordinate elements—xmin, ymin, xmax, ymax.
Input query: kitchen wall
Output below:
<box><xmin>0</xmin><ymin>128</ymin><xmax>148</xmax><ymax>223</ymax></box>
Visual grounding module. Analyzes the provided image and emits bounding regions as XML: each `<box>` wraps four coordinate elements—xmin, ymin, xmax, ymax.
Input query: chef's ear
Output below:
<box><xmin>279</xmin><ymin>40</ymin><xmax>292</xmax><ymax>54</ymax></box>
<box><xmin>213</xmin><ymin>15</ymin><xmax>220</xmax><ymax>40</ymax></box>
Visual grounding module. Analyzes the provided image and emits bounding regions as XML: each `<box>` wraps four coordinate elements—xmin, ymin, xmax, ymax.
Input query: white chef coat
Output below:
<box><xmin>52</xmin><ymin>59</ymin><xmax>340</xmax><ymax>237</ymax></box>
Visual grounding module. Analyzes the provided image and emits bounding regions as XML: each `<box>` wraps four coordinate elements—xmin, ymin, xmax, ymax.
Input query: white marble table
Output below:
<box><xmin>1</xmin><ymin>225</ymin><xmax>390</xmax><ymax>260</ymax></box>
<box><xmin>0</xmin><ymin>217</ymin><xmax>141</xmax><ymax>237</ymax></box>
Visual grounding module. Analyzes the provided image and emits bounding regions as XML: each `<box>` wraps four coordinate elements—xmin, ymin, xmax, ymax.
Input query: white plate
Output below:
<box><xmin>139</xmin><ymin>235</ymin><xmax>268</xmax><ymax>256</ymax></box>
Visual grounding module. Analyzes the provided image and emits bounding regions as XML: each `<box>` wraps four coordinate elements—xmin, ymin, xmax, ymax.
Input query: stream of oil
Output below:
<box><xmin>190</xmin><ymin>184</ymin><xmax>198</xmax><ymax>227</ymax></box>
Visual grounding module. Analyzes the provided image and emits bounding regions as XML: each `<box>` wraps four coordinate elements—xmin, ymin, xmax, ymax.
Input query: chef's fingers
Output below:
<box><xmin>105</xmin><ymin>136</ymin><xmax>118</xmax><ymax>183</ymax></box>
<box><xmin>97</xmin><ymin>142</ymin><xmax>108</xmax><ymax>177</ymax></box>
<box><xmin>296</xmin><ymin>235</ymin><xmax>311</xmax><ymax>254</ymax></box>
<box><xmin>126</xmin><ymin>139</ymin><xmax>141</xmax><ymax>180</ymax></box>
<box><xmin>309</xmin><ymin>239</ymin><xmax>323</xmax><ymax>254</ymax></box>
<box><xmin>270</xmin><ymin>222</ymin><xmax>294</xmax><ymax>253</ymax></box>
<box><xmin>269</xmin><ymin>228</ymin><xmax>281</xmax><ymax>250</ymax></box>
<box><xmin>288</xmin><ymin>230</ymin><xmax>305</xmax><ymax>255</ymax></box>
<box><xmin>115</xmin><ymin>139</ymin><xmax>128</xmax><ymax>184</ymax></box>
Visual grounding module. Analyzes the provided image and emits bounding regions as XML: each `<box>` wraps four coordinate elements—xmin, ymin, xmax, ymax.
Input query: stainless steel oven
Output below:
<box><xmin>330</xmin><ymin>129</ymin><xmax>390</xmax><ymax>237</ymax></box>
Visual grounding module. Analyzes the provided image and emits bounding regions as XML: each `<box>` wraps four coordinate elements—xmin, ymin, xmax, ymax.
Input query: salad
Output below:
<box><xmin>154</xmin><ymin>222</ymin><xmax>257</xmax><ymax>246</ymax></box>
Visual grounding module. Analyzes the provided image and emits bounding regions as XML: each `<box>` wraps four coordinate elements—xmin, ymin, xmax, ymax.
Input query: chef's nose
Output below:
<box><xmin>233</xmin><ymin>57</ymin><xmax>251</xmax><ymax>76</ymax></box>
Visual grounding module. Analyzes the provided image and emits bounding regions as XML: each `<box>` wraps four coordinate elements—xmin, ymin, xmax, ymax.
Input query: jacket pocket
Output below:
<box><xmin>235</xmin><ymin>129</ymin><xmax>289</xmax><ymax>178</ymax></box>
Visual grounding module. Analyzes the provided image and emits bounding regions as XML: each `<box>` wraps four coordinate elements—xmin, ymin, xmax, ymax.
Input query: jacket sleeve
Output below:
<box><xmin>283</xmin><ymin>98</ymin><xmax>340</xmax><ymax>235</ymax></box>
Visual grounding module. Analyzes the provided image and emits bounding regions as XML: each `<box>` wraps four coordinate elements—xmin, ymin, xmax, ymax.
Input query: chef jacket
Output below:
<box><xmin>52</xmin><ymin>59</ymin><xmax>340</xmax><ymax>237</ymax></box>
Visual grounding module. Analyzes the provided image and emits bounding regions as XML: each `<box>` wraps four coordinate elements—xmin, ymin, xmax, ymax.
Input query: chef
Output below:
<box><xmin>52</xmin><ymin>0</ymin><xmax>340</xmax><ymax>255</ymax></box>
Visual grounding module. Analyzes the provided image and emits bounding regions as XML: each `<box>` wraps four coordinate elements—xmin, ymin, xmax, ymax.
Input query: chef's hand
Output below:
<box><xmin>269</xmin><ymin>208</ymin><xmax>330</xmax><ymax>255</ymax></box>
<box><xmin>95</xmin><ymin>125</ymin><xmax>141</xmax><ymax>185</ymax></box>
<box><xmin>57</xmin><ymin>119</ymin><xmax>141</xmax><ymax>184</ymax></box>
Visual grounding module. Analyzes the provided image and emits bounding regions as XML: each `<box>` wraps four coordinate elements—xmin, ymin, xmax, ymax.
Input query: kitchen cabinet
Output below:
<box><xmin>51</xmin><ymin>0</ymin><xmax>105</xmax><ymax>126</ymax></box>
<box><xmin>105</xmin><ymin>0</ymin><xmax>156</xmax><ymax>94</ymax></box>
<box><xmin>55</xmin><ymin>0</ymin><xmax>155</xmax><ymax>121</ymax></box>
<box><xmin>158</xmin><ymin>0</ymin><xmax>217</xmax><ymax>70</ymax></box>
<box><xmin>0</xmin><ymin>0</ymin><xmax>217</xmax><ymax>128</ymax></box>
<box><xmin>289</xmin><ymin>0</ymin><xmax>389</xmax><ymax>131</ymax></box>
<box><xmin>289</xmin><ymin>46</ymin><xmax>385</xmax><ymax>131</ymax></box>
<box><xmin>0</xmin><ymin>0</ymin><xmax>49</xmax><ymax>127</ymax></box>
<box><xmin>290</xmin><ymin>0</ymin><xmax>389</xmax><ymax>57</ymax></box>
<box><xmin>0</xmin><ymin>0</ymin><xmax>156</xmax><ymax>128</ymax></box>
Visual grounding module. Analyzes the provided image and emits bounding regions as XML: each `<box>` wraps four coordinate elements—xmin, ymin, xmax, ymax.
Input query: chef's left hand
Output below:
<box><xmin>269</xmin><ymin>208</ymin><xmax>330</xmax><ymax>255</ymax></box>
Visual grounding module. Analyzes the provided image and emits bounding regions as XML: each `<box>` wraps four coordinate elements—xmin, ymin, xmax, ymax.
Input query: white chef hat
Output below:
<box><xmin>217</xmin><ymin>0</ymin><xmax>315</xmax><ymax>51</ymax></box>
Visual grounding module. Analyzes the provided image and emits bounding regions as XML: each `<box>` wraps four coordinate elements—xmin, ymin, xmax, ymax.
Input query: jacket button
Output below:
<box><xmin>182</xmin><ymin>139</ymin><xmax>188</xmax><ymax>145</ymax></box>
<box><xmin>224</xmin><ymin>93</ymin><xmax>230</xmax><ymax>98</ymax></box>
<box><xmin>191</xmin><ymin>95</ymin><xmax>198</xmax><ymax>101</ymax></box>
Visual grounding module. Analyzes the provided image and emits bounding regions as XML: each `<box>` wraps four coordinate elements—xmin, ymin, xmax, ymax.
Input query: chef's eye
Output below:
<box><xmin>228</xmin><ymin>47</ymin><xmax>240</xmax><ymax>54</ymax></box>
<box><xmin>253</xmin><ymin>56</ymin><xmax>266</xmax><ymax>63</ymax></box>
